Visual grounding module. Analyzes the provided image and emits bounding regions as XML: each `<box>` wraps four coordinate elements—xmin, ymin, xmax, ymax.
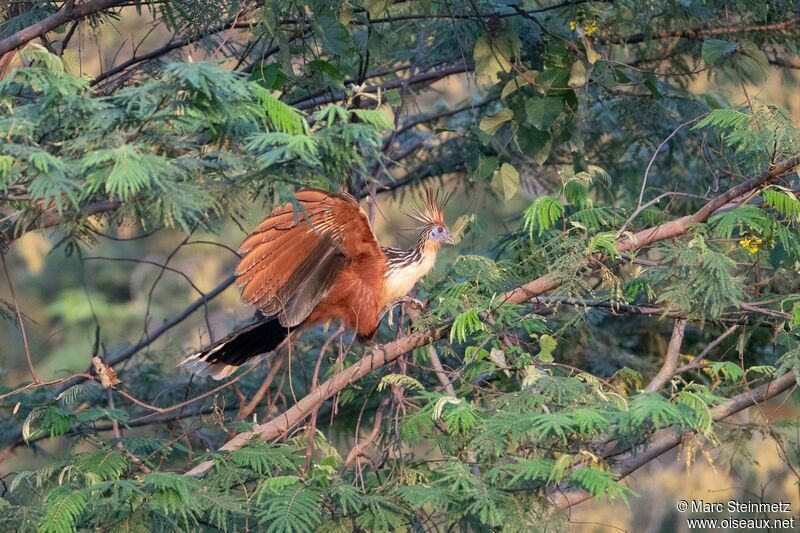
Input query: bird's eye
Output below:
<box><xmin>437</xmin><ymin>226</ymin><xmax>444</xmax><ymax>233</ymax></box>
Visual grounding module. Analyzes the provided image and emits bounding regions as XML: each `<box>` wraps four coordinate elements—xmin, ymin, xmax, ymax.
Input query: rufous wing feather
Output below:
<box><xmin>235</xmin><ymin>188</ymin><xmax>383</xmax><ymax>326</ymax></box>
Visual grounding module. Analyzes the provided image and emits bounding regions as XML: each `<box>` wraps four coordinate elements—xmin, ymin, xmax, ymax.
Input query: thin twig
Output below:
<box><xmin>113</xmin><ymin>362</ymin><xmax>259</xmax><ymax>416</ymax></box>
<box><xmin>677</xmin><ymin>324</ymin><xmax>740</xmax><ymax>374</ymax></box>
<box><xmin>1</xmin><ymin>253</ymin><xmax>38</xmax><ymax>383</ymax></box>
<box><xmin>622</xmin><ymin>114</ymin><xmax>707</xmax><ymax>233</ymax></box>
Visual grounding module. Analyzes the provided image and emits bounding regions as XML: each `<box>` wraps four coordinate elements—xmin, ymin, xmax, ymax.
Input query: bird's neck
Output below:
<box><xmin>381</xmin><ymin>236</ymin><xmax>440</xmax><ymax>306</ymax></box>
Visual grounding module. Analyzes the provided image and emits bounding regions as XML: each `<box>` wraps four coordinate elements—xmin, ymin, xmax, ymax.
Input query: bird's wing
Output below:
<box><xmin>235</xmin><ymin>188</ymin><xmax>382</xmax><ymax>327</ymax></box>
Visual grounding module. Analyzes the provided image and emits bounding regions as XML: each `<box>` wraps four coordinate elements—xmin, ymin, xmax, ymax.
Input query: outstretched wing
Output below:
<box><xmin>235</xmin><ymin>188</ymin><xmax>382</xmax><ymax>327</ymax></box>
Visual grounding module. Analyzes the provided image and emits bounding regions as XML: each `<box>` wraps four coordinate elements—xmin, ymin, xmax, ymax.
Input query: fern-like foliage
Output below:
<box><xmin>39</xmin><ymin>487</ymin><xmax>88</xmax><ymax>533</ymax></box>
<box><xmin>257</xmin><ymin>485</ymin><xmax>324</xmax><ymax>533</ymax></box>
<box><xmin>523</xmin><ymin>196</ymin><xmax>564</xmax><ymax>237</ymax></box>
<box><xmin>763</xmin><ymin>189</ymin><xmax>800</xmax><ymax>223</ymax></box>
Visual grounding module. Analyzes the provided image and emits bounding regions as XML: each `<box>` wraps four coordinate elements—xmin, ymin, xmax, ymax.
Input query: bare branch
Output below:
<box><xmin>677</xmin><ymin>324</ymin><xmax>740</xmax><ymax>373</ymax></box>
<box><xmin>2</xmin><ymin>199</ymin><xmax>122</xmax><ymax>247</ymax></box>
<box><xmin>644</xmin><ymin>318</ymin><xmax>687</xmax><ymax>392</ymax></box>
<box><xmin>292</xmin><ymin>63</ymin><xmax>474</xmax><ymax>110</ymax></box>
<box><xmin>613</xmin><ymin>19</ymin><xmax>799</xmax><ymax>45</ymax></box>
<box><xmin>46</xmin><ymin>274</ymin><xmax>235</xmax><ymax>401</ymax></box>
<box><xmin>427</xmin><ymin>345</ymin><xmax>456</xmax><ymax>395</ymax></box>
<box><xmin>0</xmin><ymin>0</ymin><xmax>128</xmax><ymax>57</ymax></box>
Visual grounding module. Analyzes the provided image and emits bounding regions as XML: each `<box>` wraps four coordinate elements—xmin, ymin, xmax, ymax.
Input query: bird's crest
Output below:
<box><xmin>404</xmin><ymin>188</ymin><xmax>451</xmax><ymax>227</ymax></box>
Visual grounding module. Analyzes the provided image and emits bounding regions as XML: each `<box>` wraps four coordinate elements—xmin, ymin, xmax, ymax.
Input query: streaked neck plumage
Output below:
<box><xmin>380</xmin><ymin>230</ymin><xmax>441</xmax><ymax>306</ymax></box>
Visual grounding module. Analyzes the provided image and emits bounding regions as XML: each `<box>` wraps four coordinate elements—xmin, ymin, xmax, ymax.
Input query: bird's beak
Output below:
<box><xmin>443</xmin><ymin>233</ymin><xmax>455</xmax><ymax>245</ymax></box>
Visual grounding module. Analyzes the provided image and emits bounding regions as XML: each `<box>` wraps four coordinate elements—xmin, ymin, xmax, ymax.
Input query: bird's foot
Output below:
<box><xmin>384</xmin><ymin>296</ymin><xmax>426</xmax><ymax>328</ymax></box>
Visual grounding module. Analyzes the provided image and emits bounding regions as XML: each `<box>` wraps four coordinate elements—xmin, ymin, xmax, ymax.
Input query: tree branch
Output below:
<box><xmin>184</xmin><ymin>152</ymin><xmax>800</xmax><ymax>476</ymax></box>
<box><xmin>548</xmin><ymin>371</ymin><xmax>797</xmax><ymax>509</ymax></box>
<box><xmin>91</xmin><ymin>21</ymin><xmax>266</xmax><ymax>87</ymax></box>
<box><xmin>291</xmin><ymin>63</ymin><xmax>474</xmax><ymax>110</ymax></box>
<box><xmin>53</xmin><ymin>273</ymin><xmax>236</xmax><ymax>395</ymax></box>
<box><xmin>614</xmin><ymin>19</ymin><xmax>799</xmax><ymax>45</ymax></box>
<box><xmin>644</xmin><ymin>318</ymin><xmax>687</xmax><ymax>392</ymax></box>
<box><xmin>0</xmin><ymin>0</ymin><xmax>128</xmax><ymax>57</ymax></box>
<box><xmin>185</xmin><ymin>326</ymin><xmax>448</xmax><ymax>476</ymax></box>
<box><xmin>2</xmin><ymin>199</ymin><xmax>122</xmax><ymax>247</ymax></box>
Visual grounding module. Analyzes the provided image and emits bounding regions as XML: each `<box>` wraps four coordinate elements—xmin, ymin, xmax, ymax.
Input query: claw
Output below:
<box><xmin>382</xmin><ymin>296</ymin><xmax>426</xmax><ymax>328</ymax></box>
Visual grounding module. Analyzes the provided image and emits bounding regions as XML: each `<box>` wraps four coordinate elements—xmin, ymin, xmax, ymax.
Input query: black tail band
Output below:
<box><xmin>179</xmin><ymin>315</ymin><xmax>293</xmax><ymax>379</ymax></box>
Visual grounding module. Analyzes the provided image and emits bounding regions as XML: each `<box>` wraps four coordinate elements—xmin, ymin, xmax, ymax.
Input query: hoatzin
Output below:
<box><xmin>180</xmin><ymin>188</ymin><xmax>453</xmax><ymax>379</ymax></box>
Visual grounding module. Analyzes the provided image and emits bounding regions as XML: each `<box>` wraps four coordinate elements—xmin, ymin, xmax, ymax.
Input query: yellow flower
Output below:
<box><xmin>739</xmin><ymin>236</ymin><xmax>763</xmax><ymax>254</ymax></box>
<box><xmin>569</xmin><ymin>20</ymin><xmax>576</xmax><ymax>31</ymax></box>
<box><xmin>584</xmin><ymin>20</ymin><xmax>598</xmax><ymax>35</ymax></box>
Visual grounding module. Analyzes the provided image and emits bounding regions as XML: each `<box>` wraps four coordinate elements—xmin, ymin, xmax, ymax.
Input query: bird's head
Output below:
<box><xmin>406</xmin><ymin>189</ymin><xmax>454</xmax><ymax>246</ymax></box>
<box><xmin>425</xmin><ymin>223</ymin><xmax>454</xmax><ymax>245</ymax></box>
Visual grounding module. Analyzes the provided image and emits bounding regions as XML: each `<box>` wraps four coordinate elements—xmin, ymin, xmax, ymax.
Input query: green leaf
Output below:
<box><xmin>571</xmin><ymin>467</ymin><xmax>634</xmax><ymax>502</ymax></box>
<box><xmin>738</xmin><ymin>40</ymin><xmax>770</xmax><ymax>79</ymax></box>
<box><xmin>702</xmin><ymin>39</ymin><xmax>770</xmax><ymax>83</ymax></box>
<box><xmin>525</xmin><ymin>97</ymin><xmax>562</xmax><ymax>130</ymax></box>
<box><xmin>474</xmin><ymin>29</ymin><xmax>520</xmax><ymax>85</ymax></box>
<box><xmin>791</xmin><ymin>302</ymin><xmax>800</xmax><ymax>329</ymax></box>
<box><xmin>257</xmin><ymin>485</ymin><xmax>324</xmax><ymax>532</ymax></box>
<box><xmin>450</xmin><ymin>308</ymin><xmax>486</xmax><ymax>343</ymax></box>
<box><xmin>537</xmin><ymin>68</ymin><xmax>570</xmax><ymax>91</ymax></box>
<box><xmin>253</xmin><ymin>85</ymin><xmax>308</xmax><ymax>135</ymax></box>
<box><xmin>317</xmin><ymin>15</ymin><xmax>353</xmax><ymax>56</ymax></box>
<box><xmin>491</xmin><ymin>163</ymin><xmax>519</xmax><ymax>200</ymax></box>
<box><xmin>764</xmin><ymin>189</ymin><xmax>800</xmax><ymax>222</ymax></box>
<box><xmin>364</xmin><ymin>0</ymin><xmax>392</xmax><ymax>17</ymax></box>
<box><xmin>250</xmin><ymin>63</ymin><xmax>286</xmax><ymax>90</ymax></box>
<box><xmin>588</xmin><ymin>231</ymin><xmax>618</xmax><ymax>257</ymax></box>
<box><xmin>468</xmin><ymin>155</ymin><xmax>498</xmax><ymax>182</ymax></box>
<box><xmin>693</xmin><ymin>108</ymin><xmax>750</xmax><ymax>131</ymax></box>
<box><xmin>39</xmin><ymin>487</ymin><xmax>87</xmax><ymax>533</ymax></box>
<box><xmin>77</xmin><ymin>450</ymin><xmax>128</xmax><ymax>484</ymax></box>
<box><xmin>378</xmin><ymin>374</ymin><xmax>425</xmax><ymax>392</ymax></box>
<box><xmin>568</xmin><ymin>61</ymin><xmax>587</xmax><ymax>87</ymax></box>
<box><xmin>256</xmin><ymin>476</ymin><xmax>301</xmax><ymax>502</ymax></box>
<box><xmin>536</xmin><ymin>334</ymin><xmax>557</xmax><ymax>362</ymax></box>
<box><xmin>479</xmin><ymin>108</ymin><xmax>513</xmax><ymax>136</ymax></box>
<box><xmin>384</xmin><ymin>88</ymin><xmax>402</xmax><ymax>106</ymax></box>
<box><xmin>516</xmin><ymin>125</ymin><xmax>551</xmax><ymax>163</ymax></box>
<box><xmin>351</xmin><ymin>109</ymin><xmax>394</xmax><ymax>130</ymax></box>
<box><xmin>501</xmin><ymin>70</ymin><xmax>538</xmax><ymax>99</ymax></box>
<box><xmin>702</xmin><ymin>39</ymin><xmax>739</xmax><ymax>65</ymax></box>
<box><xmin>306</xmin><ymin>59</ymin><xmax>343</xmax><ymax>81</ymax></box>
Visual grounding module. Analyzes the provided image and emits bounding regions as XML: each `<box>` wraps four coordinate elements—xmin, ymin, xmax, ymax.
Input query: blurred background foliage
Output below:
<box><xmin>1</xmin><ymin>0</ymin><xmax>800</xmax><ymax>531</ymax></box>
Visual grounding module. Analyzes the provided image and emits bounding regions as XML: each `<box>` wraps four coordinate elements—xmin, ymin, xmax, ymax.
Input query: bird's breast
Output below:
<box><xmin>381</xmin><ymin>250</ymin><xmax>437</xmax><ymax>306</ymax></box>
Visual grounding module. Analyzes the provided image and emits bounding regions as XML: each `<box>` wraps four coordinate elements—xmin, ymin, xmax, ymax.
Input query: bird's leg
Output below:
<box><xmin>382</xmin><ymin>296</ymin><xmax>425</xmax><ymax>328</ymax></box>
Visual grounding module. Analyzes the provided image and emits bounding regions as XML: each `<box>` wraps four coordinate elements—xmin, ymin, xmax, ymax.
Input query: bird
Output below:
<box><xmin>179</xmin><ymin>187</ymin><xmax>454</xmax><ymax>379</ymax></box>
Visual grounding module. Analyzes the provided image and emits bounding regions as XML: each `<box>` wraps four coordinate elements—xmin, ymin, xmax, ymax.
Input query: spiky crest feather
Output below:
<box><xmin>403</xmin><ymin>188</ymin><xmax>451</xmax><ymax>228</ymax></box>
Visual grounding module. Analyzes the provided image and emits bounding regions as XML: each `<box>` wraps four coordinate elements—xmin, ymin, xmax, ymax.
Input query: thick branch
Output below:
<box><xmin>614</xmin><ymin>19</ymin><xmax>799</xmax><ymax>45</ymax></box>
<box><xmin>185</xmin><ymin>328</ymin><xmax>447</xmax><ymax>476</ymax></box>
<box><xmin>184</xmin><ymin>153</ymin><xmax>800</xmax><ymax>476</ymax></box>
<box><xmin>644</xmin><ymin>318</ymin><xmax>687</xmax><ymax>392</ymax></box>
<box><xmin>505</xmin><ymin>154</ymin><xmax>800</xmax><ymax>304</ymax></box>
<box><xmin>91</xmin><ymin>21</ymin><xmax>272</xmax><ymax>87</ymax></box>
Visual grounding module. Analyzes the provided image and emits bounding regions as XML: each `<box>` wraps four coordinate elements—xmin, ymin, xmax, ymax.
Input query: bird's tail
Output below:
<box><xmin>179</xmin><ymin>315</ymin><xmax>292</xmax><ymax>380</ymax></box>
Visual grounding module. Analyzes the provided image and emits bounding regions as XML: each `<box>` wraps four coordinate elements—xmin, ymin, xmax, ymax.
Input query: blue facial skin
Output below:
<box><xmin>428</xmin><ymin>225</ymin><xmax>454</xmax><ymax>244</ymax></box>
